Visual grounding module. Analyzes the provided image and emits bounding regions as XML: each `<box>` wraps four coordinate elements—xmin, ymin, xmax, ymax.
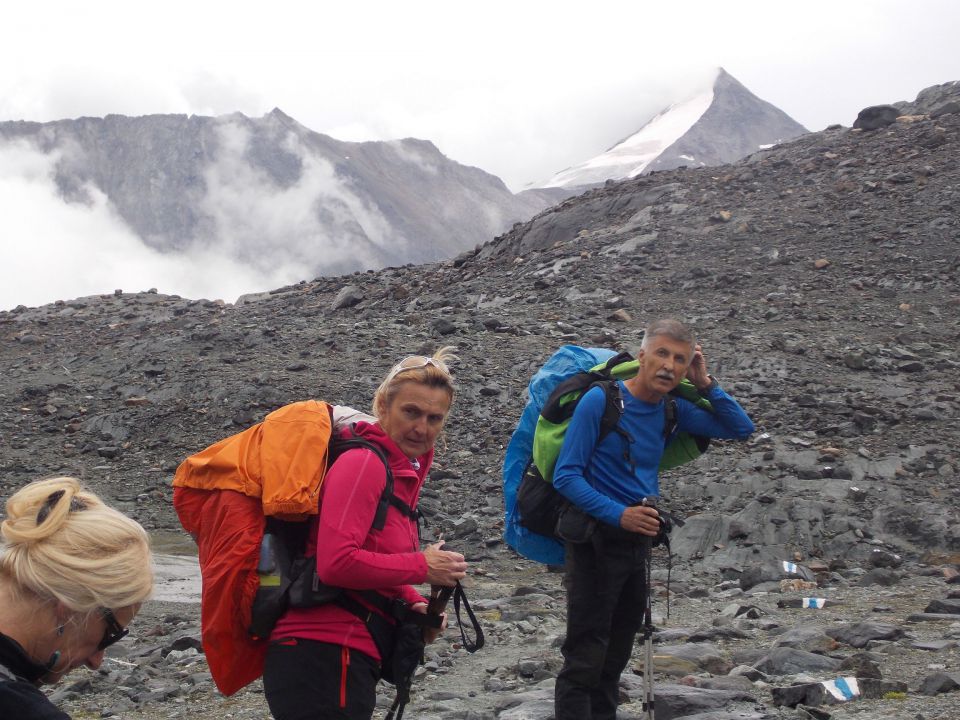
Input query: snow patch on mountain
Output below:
<box><xmin>541</xmin><ymin>89</ymin><xmax>713</xmax><ymax>188</ymax></box>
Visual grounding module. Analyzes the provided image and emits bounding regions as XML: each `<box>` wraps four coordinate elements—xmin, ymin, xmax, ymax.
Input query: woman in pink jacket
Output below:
<box><xmin>263</xmin><ymin>348</ymin><xmax>467</xmax><ymax>720</ymax></box>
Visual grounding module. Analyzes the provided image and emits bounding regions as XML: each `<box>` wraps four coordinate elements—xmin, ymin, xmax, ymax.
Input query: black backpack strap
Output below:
<box><xmin>666</xmin><ymin>386</ymin><xmax>712</xmax><ymax>454</ymax></box>
<box><xmin>598</xmin><ymin>381</ymin><xmax>626</xmax><ymax>444</ymax></box>
<box><xmin>600</xmin><ymin>381</ymin><xmax>638</xmax><ymax>475</ymax></box>
<box><xmin>539</xmin><ymin>351</ymin><xmax>632</xmax><ymax>426</ymax></box>
<box><xmin>336</xmin><ymin>589</ymin><xmax>441</xmax><ymax>632</ymax></box>
<box><xmin>387</xmin><ymin>494</ymin><xmax>418</xmax><ymax>521</ymax></box>
<box><xmin>663</xmin><ymin>396</ymin><xmax>678</xmax><ymax>440</ymax></box>
<box><xmin>414</xmin><ymin>506</ymin><xmax>425</xmax><ymax>544</ymax></box>
<box><xmin>600</xmin><ymin>379</ymin><xmax>679</xmax><ymax>444</ymax></box>
<box><xmin>337</xmin><ymin>584</ymin><xmax>484</xmax><ymax>649</ymax></box>
<box><xmin>600</xmin><ymin>350</ymin><xmax>636</xmax><ymax>373</ymax></box>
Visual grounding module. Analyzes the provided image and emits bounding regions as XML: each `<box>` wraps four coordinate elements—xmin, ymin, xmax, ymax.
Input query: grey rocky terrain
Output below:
<box><xmin>2</xmin><ymin>86</ymin><xmax>959</xmax><ymax>719</ymax></box>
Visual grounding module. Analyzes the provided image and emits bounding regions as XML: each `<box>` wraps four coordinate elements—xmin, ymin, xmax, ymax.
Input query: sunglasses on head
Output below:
<box><xmin>385</xmin><ymin>355</ymin><xmax>450</xmax><ymax>383</ymax></box>
<box><xmin>97</xmin><ymin>608</ymin><xmax>129</xmax><ymax>651</ymax></box>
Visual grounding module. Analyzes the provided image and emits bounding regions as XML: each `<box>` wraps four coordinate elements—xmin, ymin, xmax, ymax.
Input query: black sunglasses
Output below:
<box><xmin>97</xmin><ymin>608</ymin><xmax>129</xmax><ymax>651</ymax></box>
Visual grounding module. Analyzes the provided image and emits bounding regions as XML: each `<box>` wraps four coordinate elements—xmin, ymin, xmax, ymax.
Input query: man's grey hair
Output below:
<box><xmin>640</xmin><ymin>318</ymin><xmax>696</xmax><ymax>351</ymax></box>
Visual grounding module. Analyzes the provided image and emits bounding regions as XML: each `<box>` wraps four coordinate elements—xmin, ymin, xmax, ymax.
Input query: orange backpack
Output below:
<box><xmin>172</xmin><ymin>400</ymin><xmax>332</xmax><ymax>695</ymax></box>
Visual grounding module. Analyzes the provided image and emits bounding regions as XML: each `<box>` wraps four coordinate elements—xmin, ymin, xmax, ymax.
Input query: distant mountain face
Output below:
<box><xmin>0</xmin><ymin>110</ymin><xmax>560</xmax><ymax>279</ymax></box>
<box><xmin>538</xmin><ymin>68</ymin><xmax>808</xmax><ymax>188</ymax></box>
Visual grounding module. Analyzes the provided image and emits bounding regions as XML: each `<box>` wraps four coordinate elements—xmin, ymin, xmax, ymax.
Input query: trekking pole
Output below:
<box><xmin>641</xmin><ymin>535</ymin><xmax>655</xmax><ymax>720</ymax></box>
<box><xmin>641</xmin><ymin>500</ymin><xmax>657</xmax><ymax>720</ymax></box>
<box><xmin>427</xmin><ymin>584</ymin><xmax>455</xmax><ymax>621</ymax></box>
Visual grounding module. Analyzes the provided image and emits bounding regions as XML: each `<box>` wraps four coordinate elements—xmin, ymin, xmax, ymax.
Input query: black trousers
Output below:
<box><xmin>555</xmin><ymin>531</ymin><xmax>650</xmax><ymax>720</ymax></box>
<box><xmin>263</xmin><ymin>638</ymin><xmax>380</xmax><ymax>720</ymax></box>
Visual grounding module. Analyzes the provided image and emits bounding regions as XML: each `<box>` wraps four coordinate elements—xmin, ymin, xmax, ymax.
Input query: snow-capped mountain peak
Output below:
<box><xmin>538</xmin><ymin>68</ymin><xmax>807</xmax><ymax>189</ymax></box>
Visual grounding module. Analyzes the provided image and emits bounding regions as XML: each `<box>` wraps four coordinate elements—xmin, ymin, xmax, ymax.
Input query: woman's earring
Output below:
<box><xmin>45</xmin><ymin>650</ymin><xmax>61</xmax><ymax>671</ymax></box>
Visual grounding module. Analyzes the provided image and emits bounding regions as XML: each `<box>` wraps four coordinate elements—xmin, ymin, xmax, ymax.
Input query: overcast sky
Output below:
<box><xmin>1</xmin><ymin>0</ymin><xmax>958</xmax><ymax>309</ymax></box>
<box><xmin>3</xmin><ymin>0</ymin><xmax>957</xmax><ymax>191</ymax></box>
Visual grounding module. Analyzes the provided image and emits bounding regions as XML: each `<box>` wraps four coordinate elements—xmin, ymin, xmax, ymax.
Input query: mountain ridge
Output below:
<box><xmin>0</xmin><ymin>110</ymin><xmax>567</xmax><ymax>285</ymax></box>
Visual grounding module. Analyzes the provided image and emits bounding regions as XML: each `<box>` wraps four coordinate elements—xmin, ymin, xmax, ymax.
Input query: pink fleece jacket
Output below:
<box><xmin>269</xmin><ymin>422</ymin><xmax>430</xmax><ymax>661</ymax></box>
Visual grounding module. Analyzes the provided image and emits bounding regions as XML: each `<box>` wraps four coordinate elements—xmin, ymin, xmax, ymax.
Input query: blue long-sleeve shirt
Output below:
<box><xmin>552</xmin><ymin>380</ymin><xmax>754</xmax><ymax>527</ymax></box>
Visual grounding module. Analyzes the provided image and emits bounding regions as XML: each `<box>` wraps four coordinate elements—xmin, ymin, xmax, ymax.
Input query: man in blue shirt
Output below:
<box><xmin>552</xmin><ymin>318</ymin><xmax>754</xmax><ymax>720</ymax></box>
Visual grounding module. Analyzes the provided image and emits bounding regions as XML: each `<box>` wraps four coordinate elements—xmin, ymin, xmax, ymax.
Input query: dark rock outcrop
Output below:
<box><xmin>853</xmin><ymin>105</ymin><xmax>901</xmax><ymax>130</ymax></box>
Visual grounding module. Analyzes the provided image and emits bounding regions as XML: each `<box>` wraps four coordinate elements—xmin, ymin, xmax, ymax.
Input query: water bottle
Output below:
<box><xmin>249</xmin><ymin>531</ymin><xmax>283</xmax><ymax>639</ymax></box>
<box><xmin>257</xmin><ymin>533</ymin><xmax>281</xmax><ymax>588</ymax></box>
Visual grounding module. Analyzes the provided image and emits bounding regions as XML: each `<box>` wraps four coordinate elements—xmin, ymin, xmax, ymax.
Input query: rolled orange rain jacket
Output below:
<box><xmin>172</xmin><ymin>400</ymin><xmax>332</xmax><ymax>695</ymax></box>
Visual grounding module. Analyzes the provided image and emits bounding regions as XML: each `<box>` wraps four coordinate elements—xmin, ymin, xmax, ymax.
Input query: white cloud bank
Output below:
<box><xmin>0</xmin><ymin>119</ymin><xmax>413</xmax><ymax>310</ymax></box>
<box><xmin>198</xmin><ymin>119</ymin><xmax>399</xmax><ymax>273</ymax></box>
<box><xmin>0</xmin><ymin>138</ymin><xmax>303</xmax><ymax>310</ymax></box>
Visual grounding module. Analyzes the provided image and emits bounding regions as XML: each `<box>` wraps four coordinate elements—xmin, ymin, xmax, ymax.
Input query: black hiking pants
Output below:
<box><xmin>555</xmin><ymin>528</ymin><xmax>650</xmax><ymax>720</ymax></box>
<box><xmin>264</xmin><ymin>638</ymin><xmax>380</xmax><ymax>720</ymax></box>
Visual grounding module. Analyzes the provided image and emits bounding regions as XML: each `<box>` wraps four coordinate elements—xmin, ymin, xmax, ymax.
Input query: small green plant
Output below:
<box><xmin>882</xmin><ymin>691</ymin><xmax>907</xmax><ymax>701</ymax></box>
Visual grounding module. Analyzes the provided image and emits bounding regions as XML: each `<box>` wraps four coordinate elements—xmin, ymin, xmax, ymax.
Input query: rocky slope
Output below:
<box><xmin>2</xmin><ymin>92</ymin><xmax>959</xmax><ymax>719</ymax></box>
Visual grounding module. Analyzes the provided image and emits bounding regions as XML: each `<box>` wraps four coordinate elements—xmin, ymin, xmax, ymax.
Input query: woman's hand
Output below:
<box><xmin>423</xmin><ymin>541</ymin><xmax>467</xmax><ymax>586</ymax></box>
<box><xmin>411</xmin><ymin>601</ymin><xmax>447</xmax><ymax>644</ymax></box>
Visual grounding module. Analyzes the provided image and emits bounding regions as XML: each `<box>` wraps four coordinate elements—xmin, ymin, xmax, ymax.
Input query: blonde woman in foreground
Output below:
<box><xmin>0</xmin><ymin>477</ymin><xmax>153</xmax><ymax>720</ymax></box>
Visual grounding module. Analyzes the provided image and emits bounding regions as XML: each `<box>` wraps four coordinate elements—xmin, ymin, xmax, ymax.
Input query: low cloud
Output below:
<box><xmin>0</xmin><ymin>138</ymin><xmax>303</xmax><ymax>310</ymax></box>
<box><xmin>0</xmin><ymin>121</ymin><xmax>415</xmax><ymax>311</ymax></box>
<box><xmin>198</xmin><ymin>119</ymin><xmax>404</xmax><ymax>274</ymax></box>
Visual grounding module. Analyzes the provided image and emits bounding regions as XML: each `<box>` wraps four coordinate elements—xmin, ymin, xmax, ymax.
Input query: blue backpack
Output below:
<box><xmin>503</xmin><ymin>346</ymin><xmax>710</xmax><ymax>564</ymax></box>
<box><xmin>504</xmin><ymin>347</ymin><xmax>619</xmax><ymax>564</ymax></box>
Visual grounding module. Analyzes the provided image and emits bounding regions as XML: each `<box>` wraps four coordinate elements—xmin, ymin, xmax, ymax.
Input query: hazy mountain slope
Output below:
<box><xmin>0</xmin><ymin>110</ymin><xmax>559</xmax><ymax>277</ymax></box>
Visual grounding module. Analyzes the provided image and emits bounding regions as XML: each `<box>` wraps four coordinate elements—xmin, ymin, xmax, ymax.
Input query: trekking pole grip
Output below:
<box><xmin>427</xmin><ymin>584</ymin><xmax>455</xmax><ymax>615</ymax></box>
<box><xmin>422</xmin><ymin>583</ymin><xmax>455</xmax><ymax>640</ymax></box>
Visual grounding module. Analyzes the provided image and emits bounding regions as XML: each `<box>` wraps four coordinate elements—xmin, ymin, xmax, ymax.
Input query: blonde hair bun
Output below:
<box><xmin>1</xmin><ymin>477</ymin><xmax>154</xmax><ymax>612</ymax></box>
